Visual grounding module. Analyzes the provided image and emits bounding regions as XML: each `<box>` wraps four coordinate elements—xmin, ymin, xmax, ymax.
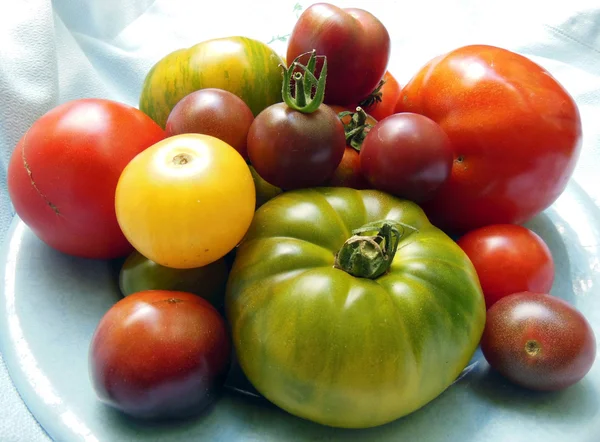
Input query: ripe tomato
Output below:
<box><xmin>119</xmin><ymin>250</ymin><xmax>229</xmax><ymax>310</ymax></box>
<box><xmin>247</xmin><ymin>52</ymin><xmax>346</xmax><ymax>190</ymax></box>
<box><xmin>456</xmin><ymin>224</ymin><xmax>555</xmax><ymax>309</ymax></box>
<box><xmin>7</xmin><ymin>98</ymin><xmax>164</xmax><ymax>259</ymax></box>
<box><xmin>89</xmin><ymin>290</ymin><xmax>231</xmax><ymax>419</ymax></box>
<box><xmin>397</xmin><ymin>45</ymin><xmax>582</xmax><ymax>232</ymax></box>
<box><xmin>115</xmin><ymin>134</ymin><xmax>255</xmax><ymax>269</ymax></box>
<box><xmin>165</xmin><ymin>88</ymin><xmax>254</xmax><ymax>161</ymax></box>
<box><xmin>481</xmin><ymin>292</ymin><xmax>596</xmax><ymax>391</ymax></box>
<box><xmin>287</xmin><ymin>3</ymin><xmax>390</xmax><ymax>105</ymax></box>
<box><xmin>247</xmin><ymin>103</ymin><xmax>345</xmax><ymax>189</ymax></box>
<box><xmin>360</xmin><ymin>113</ymin><xmax>453</xmax><ymax>203</ymax></box>
<box><xmin>357</xmin><ymin>71</ymin><xmax>402</xmax><ymax>121</ymax></box>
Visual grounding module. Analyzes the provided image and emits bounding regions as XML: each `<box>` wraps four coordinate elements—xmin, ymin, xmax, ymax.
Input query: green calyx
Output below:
<box><xmin>337</xmin><ymin>106</ymin><xmax>373</xmax><ymax>151</ymax></box>
<box><xmin>280</xmin><ymin>49</ymin><xmax>327</xmax><ymax>113</ymax></box>
<box><xmin>334</xmin><ymin>220</ymin><xmax>418</xmax><ymax>279</ymax></box>
<box><xmin>358</xmin><ymin>78</ymin><xmax>386</xmax><ymax>109</ymax></box>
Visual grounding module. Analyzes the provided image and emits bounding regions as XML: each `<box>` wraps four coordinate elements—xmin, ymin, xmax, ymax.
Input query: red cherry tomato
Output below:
<box><xmin>456</xmin><ymin>224</ymin><xmax>555</xmax><ymax>309</ymax></box>
<box><xmin>165</xmin><ymin>88</ymin><xmax>254</xmax><ymax>160</ymax></box>
<box><xmin>325</xmin><ymin>147</ymin><xmax>369</xmax><ymax>189</ymax></box>
<box><xmin>481</xmin><ymin>292</ymin><xmax>596</xmax><ymax>391</ymax></box>
<box><xmin>89</xmin><ymin>290</ymin><xmax>231</xmax><ymax>419</ymax></box>
<box><xmin>397</xmin><ymin>45</ymin><xmax>582</xmax><ymax>233</ymax></box>
<box><xmin>357</xmin><ymin>71</ymin><xmax>401</xmax><ymax>121</ymax></box>
<box><xmin>359</xmin><ymin>113</ymin><xmax>453</xmax><ymax>203</ymax></box>
<box><xmin>287</xmin><ymin>3</ymin><xmax>390</xmax><ymax>106</ymax></box>
<box><xmin>7</xmin><ymin>98</ymin><xmax>165</xmax><ymax>259</ymax></box>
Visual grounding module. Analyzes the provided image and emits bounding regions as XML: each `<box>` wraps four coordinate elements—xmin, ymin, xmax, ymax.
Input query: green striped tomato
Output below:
<box><xmin>226</xmin><ymin>187</ymin><xmax>486</xmax><ymax>429</ymax></box>
<box><xmin>139</xmin><ymin>36</ymin><xmax>285</xmax><ymax>128</ymax></box>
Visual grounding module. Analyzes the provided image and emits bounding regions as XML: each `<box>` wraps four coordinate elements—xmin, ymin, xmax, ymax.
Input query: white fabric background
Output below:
<box><xmin>1</xmin><ymin>1</ymin><xmax>599</xmax><ymax>440</ymax></box>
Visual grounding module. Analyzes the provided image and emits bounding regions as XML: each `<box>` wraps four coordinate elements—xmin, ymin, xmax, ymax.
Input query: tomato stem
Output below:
<box><xmin>337</xmin><ymin>107</ymin><xmax>373</xmax><ymax>151</ymax></box>
<box><xmin>334</xmin><ymin>220</ymin><xmax>418</xmax><ymax>279</ymax></box>
<box><xmin>280</xmin><ymin>50</ymin><xmax>327</xmax><ymax>113</ymax></box>
<box><xmin>293</xmin><ymin>72</ymin><xmax>307</xmax><ymax>108</ymax></box>
<box><xmin>358</xmin><ymin>78</ymin><xmax>386</xmax><ymax>109</ymax></box>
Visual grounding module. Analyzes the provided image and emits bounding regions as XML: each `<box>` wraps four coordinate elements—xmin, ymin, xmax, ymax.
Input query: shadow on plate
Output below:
<box><xmin>469</xmin><ymin>361</ymin><xmax>599</xmax><ymax>421</ymax></box>
<box><xmin>524</xmin><ymin>211</ymin><xmax>575</xmax><ymax>304</ymax></box>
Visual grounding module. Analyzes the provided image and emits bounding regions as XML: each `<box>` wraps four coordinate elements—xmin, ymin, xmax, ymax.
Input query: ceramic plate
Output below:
<box><xmin>1</xmin><ymin>181</ymin><xmax>600</xmax><ymax>442</ymax></box>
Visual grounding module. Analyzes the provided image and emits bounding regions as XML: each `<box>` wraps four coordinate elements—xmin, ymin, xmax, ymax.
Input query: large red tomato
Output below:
<box><xmin>7</xmin><ymin>98</ymin><xmax>165</xmax><ymax>259</ymax></box>
<box><xmin>287</xmin><ymin>3</ymin><xmax>390</xmax><ymax>106</ymax></box>
<box><xmin>397</xmin><ymin>45</ymin><xmax>582</xmax><ymax>233</ymax></box>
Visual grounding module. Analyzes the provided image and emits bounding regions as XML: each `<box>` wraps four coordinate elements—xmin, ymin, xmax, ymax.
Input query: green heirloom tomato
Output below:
<box><xmin>139</xmin><ymin>36</ymin><xmax>285</xmax><ymax>128</ymax></box>
<box><xmin>226</xmin><ymin>187</ymin><xmax>486</xmax><ymax>429</ymax></box>
<box><xmin>120</xmin><ymin>250</ymin><xmax>229</xmax><ymax>310</ymax></box>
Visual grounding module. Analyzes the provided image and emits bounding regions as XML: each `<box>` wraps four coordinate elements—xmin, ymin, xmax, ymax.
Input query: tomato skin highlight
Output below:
<box><xmin>115</xmin><ymin>134</ymin><xmax>255</xmax><ymax>269</ymax></box>
<box><xmin>287</xmin><ymin>3</ymin><xmax>390</xmax><ymax>106</ymax></box>
<box><xmin>247</xmin><ymin>103</ymin><xmax>346</xmax><ymax>190</ymax></box>
<box><xmin>398</xmin><ymin>44</ymin><xmax>582</xmax><ymax>232</ymax></box>
<box><xmin>457</xmin><ymin>224</ymin><xmax>555</xmax><ymax>309</ymax></box>
<box><xmin>89</xmin><ymin>290</ymin><xmax>231</xmax><ymax>419</ymax></box>
<box><xmin>480</xmin><ymin>292</ymin><xmax>596</xmax><ymax>391</ymax></box>
<box><xmin>7</xmin><ymin>98</ymin><xmax>165</xmax><ymax>259</ymax></box>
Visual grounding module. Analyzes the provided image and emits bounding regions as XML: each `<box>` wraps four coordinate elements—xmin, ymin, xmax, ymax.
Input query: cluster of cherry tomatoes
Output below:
<box><xmin>4</xmin><ymin>0</ymin><xmax>597</xmax><ymax>426</ymax></box>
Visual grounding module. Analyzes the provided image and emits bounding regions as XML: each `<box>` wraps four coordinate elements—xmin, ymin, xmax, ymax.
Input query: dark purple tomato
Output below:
<box><xmin>481</xmin><ymin>292</ymin><xmax>596</xmax><ymax>391</ymax></box>
<box><xmin>247</xmin><ymin>103</ymin><xmax>346</xmax><ymax>190</ymax></box>
<box><xmin>165</xmin><ymin>88</ymin><xmax>254</xmax><ymax>160</ymax></box>
<box><xmin>89</xmin><ymin>290</ymin><xmax>231</xmax><ymax>419</ymax></box>
<box><xmin>359</xmin><ymin>112</ymin><xmax>453</xmax><ymax>203</ymax></box>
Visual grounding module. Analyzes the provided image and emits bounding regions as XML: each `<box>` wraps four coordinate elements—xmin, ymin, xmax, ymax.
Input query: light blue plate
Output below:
<box><xmin>1</xmin><ymin>181</ymin><xmax>600</xmax><ymax>442</ymax></box>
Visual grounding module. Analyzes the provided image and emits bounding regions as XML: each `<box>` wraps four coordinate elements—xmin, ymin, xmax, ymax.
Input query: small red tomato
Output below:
<box><xmin>457</xmin><ymin>224</ymin><xmax>555</xmax><ymax>309</ymax></box>
<box><xmin>325</xmin><ymin>147</ymin><xmax>369</xmax><ymax>189</ymax></box>
<box><xmin>165</xmin><ymin>88</ymin><xmax>254</xmax><ymax>160</ymax></box>
<box><xmin>356</xmin><ymin>71</ymin><xmax>401</xmax><ymax>121</ymax></box>
<box><xmin>89</xmin><ymin>290</ymin><xmax>231</xmax><ymax>419</ymax></box>
<box><xmin>7</xmin><ymin>98</ymin><xmax>165</xmax><ymax>259</ymax></box>
<box><xmin>481</xmin><ymin>292</ymin><xmax>596</xmax><ymax>391</ymax></box>
<box><xmin>359</xmin><ymin>113</ymin><xmax>453</xmax><ymax>203</ymax></box>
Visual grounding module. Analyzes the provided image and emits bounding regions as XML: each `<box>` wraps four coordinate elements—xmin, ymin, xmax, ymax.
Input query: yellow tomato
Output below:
<box><xmin>115</xmin><ymin>134</ymin><xmax>255</xmax><ymax>269</ymax></box>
